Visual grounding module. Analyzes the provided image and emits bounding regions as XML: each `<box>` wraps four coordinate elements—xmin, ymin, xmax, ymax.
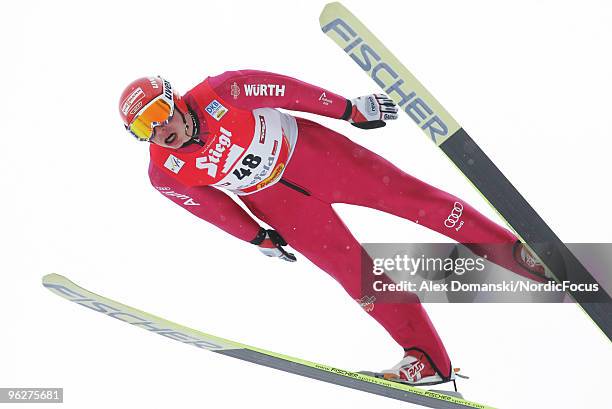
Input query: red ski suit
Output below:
<box><xmin>148</xmin><ymin>70</ymin><xmax>527</xmax><ymax>378</ymax></box>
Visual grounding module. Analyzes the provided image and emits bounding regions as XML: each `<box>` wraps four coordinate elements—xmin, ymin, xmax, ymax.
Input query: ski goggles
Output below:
<box><xmin>126</xmin><ymin>79</ymin><xmax>175</xmax><ymax>142</ymax></box>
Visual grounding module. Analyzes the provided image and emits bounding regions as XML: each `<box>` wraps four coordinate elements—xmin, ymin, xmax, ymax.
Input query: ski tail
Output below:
<box><xmin>43</xmin><ymin>274</ymin><xmax>494</xmax><ymax>409</ymax></box>
<box><xmin>319</xmin><ymin>2</ymin><xmax>611</xmax><ymax>340</ymax></box>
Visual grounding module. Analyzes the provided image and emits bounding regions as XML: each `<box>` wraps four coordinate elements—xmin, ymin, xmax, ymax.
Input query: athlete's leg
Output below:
<box><xmin>285</xmin><ymin>118</ymin><xmax>537</xmax><ymax>280</ymax></box>
<box><xmin>241</xmin><ymin>184</ymin><xmax>453</xmax><ymax>379</ymax></box>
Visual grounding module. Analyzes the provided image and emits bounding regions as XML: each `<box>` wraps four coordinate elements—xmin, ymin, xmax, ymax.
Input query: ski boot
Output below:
<box><xmin>361</xmin><ymin>349</ymin><xmax>467</xmax><ymax>398</ymax></box>
<box><xmin>513</xmin><ymin>241</ymin><xmax>551</xmax><ymax>279</ymax></box>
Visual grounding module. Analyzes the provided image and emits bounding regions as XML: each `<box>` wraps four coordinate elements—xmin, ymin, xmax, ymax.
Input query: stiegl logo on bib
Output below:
<box><xmin>196</xmin><ymin>127</ymin><xmax>244</xmax><ymax>178</ymax></box>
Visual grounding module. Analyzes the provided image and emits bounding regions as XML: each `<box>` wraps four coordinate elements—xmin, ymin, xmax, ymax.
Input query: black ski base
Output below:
<box><xmin>440</xmin><ymin>128</ymin><xmax>612</xmax><ymax>339</ymax></box>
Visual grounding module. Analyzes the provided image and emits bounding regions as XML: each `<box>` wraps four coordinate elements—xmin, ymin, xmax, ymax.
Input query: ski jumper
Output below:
<box><xmin>148</xmin><ymin>70</ymin><xmax>533</xmax><ymax>379</ymax></box>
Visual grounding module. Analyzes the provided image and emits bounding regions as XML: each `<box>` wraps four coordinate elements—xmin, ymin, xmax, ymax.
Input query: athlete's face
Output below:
<box><xmin>149</xmin><ymin>107</ymin><xmax>192</xmax><ymax>149</ymax></box>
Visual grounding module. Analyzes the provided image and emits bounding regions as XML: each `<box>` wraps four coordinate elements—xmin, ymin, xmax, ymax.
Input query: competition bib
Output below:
<box><xmin>150</xmin><ymin>81</ymin><xmax>293</xmax><ymax>195</ymax></box>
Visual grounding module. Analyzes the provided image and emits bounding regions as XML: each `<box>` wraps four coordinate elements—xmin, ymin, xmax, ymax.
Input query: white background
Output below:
<box><xmin>2</xmin><ymin>0</ymin><xmax>611</xmax><ymax>408</ymax></box>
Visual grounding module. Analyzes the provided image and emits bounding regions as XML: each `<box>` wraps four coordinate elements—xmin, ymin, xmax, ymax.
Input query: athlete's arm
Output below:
<box><xmin>148</xmin><ymin>162</ymin><xmax>261</xmax><ymax>242</ymax></box>
<box><xmin>209</xmin><ymin>70</ymin><xmax>398</xmax><ymax>128</ymax></box>
<box><xmin>208</xmin><ymin>69</ymin><xmax>350</xmax><ymax>119</ymax></box>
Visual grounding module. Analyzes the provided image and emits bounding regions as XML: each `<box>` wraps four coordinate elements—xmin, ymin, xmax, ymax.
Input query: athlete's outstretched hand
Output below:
<box><xmin>345</xmin><ymin>94</ymin><xmax>398</xmax><ymax>129</ymax></box>
<box><xmin>252</xmin><ymin>228</ymin><xmax>297</xmax><ymax>262</ymax></box>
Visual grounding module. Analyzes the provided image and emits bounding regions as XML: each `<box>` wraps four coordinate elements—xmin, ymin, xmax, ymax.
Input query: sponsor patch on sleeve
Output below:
<box><xmin>205</xmin><ymin>99</ymin><xmax>229</xmax><ymax>121</ymax></box>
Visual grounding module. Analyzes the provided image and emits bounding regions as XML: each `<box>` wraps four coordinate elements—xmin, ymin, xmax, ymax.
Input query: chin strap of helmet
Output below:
<box><xmin>178</xmin><ymin>105</ymin><xmax>204</xmax><ymax>148</ymax></box>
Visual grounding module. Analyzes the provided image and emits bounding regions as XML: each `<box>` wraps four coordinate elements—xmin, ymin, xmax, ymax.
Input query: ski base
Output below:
<box><xmin>43</xmin><ymin>274</ymin><xmax>493</xmax><ymax>409</ymax></box>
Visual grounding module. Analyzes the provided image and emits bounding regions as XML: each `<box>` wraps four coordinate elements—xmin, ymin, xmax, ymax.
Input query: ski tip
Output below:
<box><xmin>319</xmin><ymin>2</ymin><xmax>346</xmax><ymax>23</ymax></box>
<box><xmin>42</xmin><ymin>273</ymin><xmax>57</xmax><ymax>282</ymax></box>
<box><xmin>42</xmin><ymin>273</ymin><xmax>66</xmax><ymax>286</ymax></box>
<box><xmin>322</xmin><ymin>1</ymin><xmax>342</xmax><ymax>9</ymax></box>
